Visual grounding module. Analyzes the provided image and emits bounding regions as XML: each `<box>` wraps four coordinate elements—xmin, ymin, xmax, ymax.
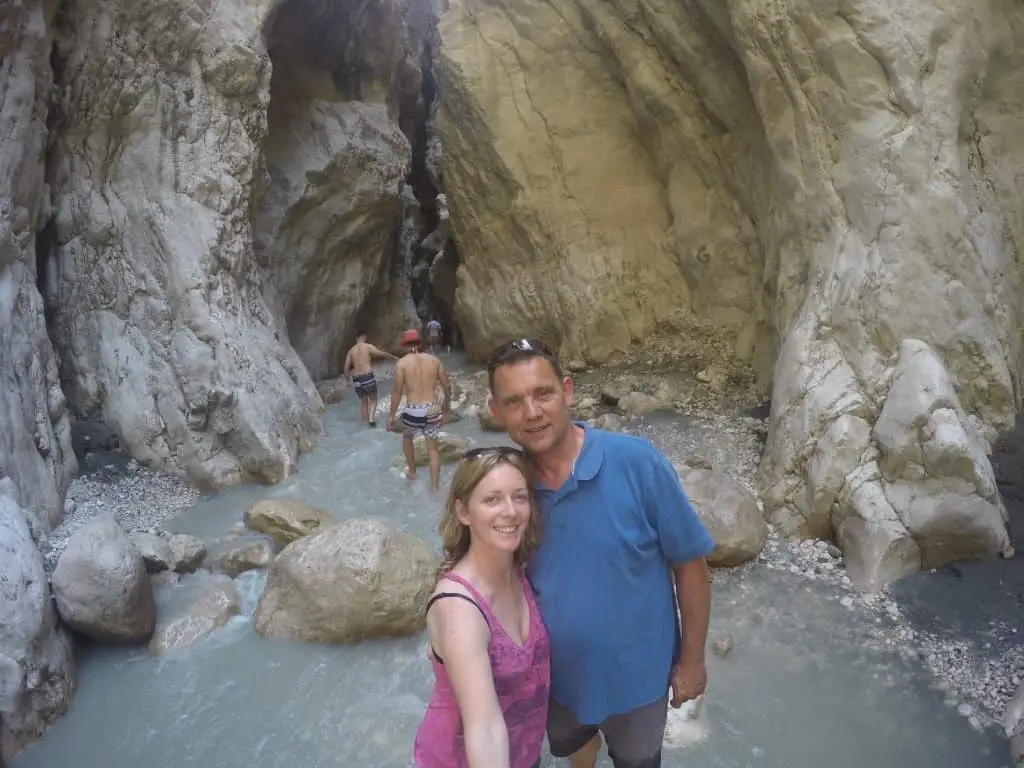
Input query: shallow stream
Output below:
<box><xmin>13</xmin><ymin>358</ymin><xmax>1013</xmax><ymax>768</ymax></box>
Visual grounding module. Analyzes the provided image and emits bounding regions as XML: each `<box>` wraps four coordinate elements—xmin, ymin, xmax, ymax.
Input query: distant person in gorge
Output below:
<box><xmin>486</xmin><ymin>337</ymin><xmax>715</xmax><ymax>768</ymax></box>
<box><xmin>411</xmin><ymin>448</ymin><xmax>549</xmax><ymax>768</ymax></box>
<box><xmin>426</xmin><ymin>317</ymin><xmax>443</xmax><ymax>354</ymax></box>
<box><xmin>343</xmin><ymin>330</ymin><xmax>398</xmax><ymax>428</ymax></box>
<box><xmin>387</xmin><ymin>328</ymin><xmax>451</xmax><ymax>492</ymax></box>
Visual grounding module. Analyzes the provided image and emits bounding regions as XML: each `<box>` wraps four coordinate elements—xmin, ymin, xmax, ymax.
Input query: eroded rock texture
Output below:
<box><xmin>0</xmin><ymin>479</ymin><xmax>74</xmax><ymax>761</ymax></box>
<box><xmin>0</xmin><ymin>0</ymin><xmax>76</xmax><ymax>526</ymax></box>
<box><xmin>435</xmin><ymin>0</ymin><xmax>1023</xmax><ymax>588</ymax></box>
<box><xmin>41</xmin><ymin>0</ymin><xmax>324</xmax><ymax>490</ymax></box>
<box><xmin>256</xmin><ymin>0</ymin><xmax>417</xmax><ymax>376</ymax></box>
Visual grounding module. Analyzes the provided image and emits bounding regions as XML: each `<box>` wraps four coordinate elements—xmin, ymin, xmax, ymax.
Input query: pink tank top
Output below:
<box><xmin>412</xmin><ymin>571</ymin><xmax>550</xmax><ymax>768</ymax></box>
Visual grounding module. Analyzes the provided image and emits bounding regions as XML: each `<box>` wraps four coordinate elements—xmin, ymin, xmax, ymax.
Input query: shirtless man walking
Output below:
<box><xmin>343</xmin><ymin>329</ymin><xmax>398</xmax><ymax>427</ymax></box>
<box><xmin>387</xmin><ymin>328</ymin><xmax>451</xmax><ymax>492</ymax></box>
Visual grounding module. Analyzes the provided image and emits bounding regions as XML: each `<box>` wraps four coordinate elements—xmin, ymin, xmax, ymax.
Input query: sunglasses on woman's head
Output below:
<box><xmin>461</xmin><ymin>446</ymin><xmax>524</xmax><ymax>460</ymax></box>
<box><xmin>486</xmin><ymin>338</ymin><xmax>555</xmax><ymax>373</ymax></box>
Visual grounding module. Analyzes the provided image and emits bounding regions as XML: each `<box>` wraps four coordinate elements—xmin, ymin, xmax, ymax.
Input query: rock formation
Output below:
<box><xmin>0</xmin><ymin>0</ymin><xmax>77</xmax><ymax>525</ymax></box>
<box><xmin>253</xmin><ymin>518</ymin><xmax>438</xmax><ymax>644</ymax></box>
<box><xmin>51</xmin><ymin>516</ymin><xmax>157</xmax><ymax>644</ymax></box>
<box><xmin>0</xmin><ymin>480</ymin><xmax>74</xmax><ymax>761</ymax></box>
<box><xmin>40</xmin><ymin>0</ymin><xmax>326</xmax><ymax>491</ymax></box>
<box><xmin>433</xmin><ymin>0</ymin><xmax>1024</xmax><ymax>588</ymax></box>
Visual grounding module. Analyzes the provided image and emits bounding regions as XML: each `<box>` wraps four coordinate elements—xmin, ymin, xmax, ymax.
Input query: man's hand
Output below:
<box><xmin>670</xmin><ymin>658</ymin><xmax>707</xmax><ymax>708</ymax></box>
<box><xmin>387</xmin><ymin>416</ymin><xmax>397</xmax><ymax>432</ymax></box>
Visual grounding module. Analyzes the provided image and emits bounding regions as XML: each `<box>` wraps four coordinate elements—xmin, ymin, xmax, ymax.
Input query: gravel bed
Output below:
<box><xmin>620</xmin><ymin>400</ymin><xmax>1019</xmax><ymax>736</ymax></box>
<box><xmin>43</xmin><ymin>459</ymin><xmax>201</xmax><ymax>574</ymax></box>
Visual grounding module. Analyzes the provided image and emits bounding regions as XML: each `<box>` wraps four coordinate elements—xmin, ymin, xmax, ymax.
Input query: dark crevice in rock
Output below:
<box><xmin>400</xmin><ymin>30</ymin><xmax>461</xmax><ymax>347</ymax></box>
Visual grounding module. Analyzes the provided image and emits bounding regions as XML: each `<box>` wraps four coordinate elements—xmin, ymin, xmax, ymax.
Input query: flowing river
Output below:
<box><xmin>12</xmin><ymin>358</ymin><xmax>1013</xmax><ymax>768</ymax></box>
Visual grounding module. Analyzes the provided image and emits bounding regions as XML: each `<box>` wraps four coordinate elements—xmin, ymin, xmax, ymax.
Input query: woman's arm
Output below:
<box><xmin>429</xmin><ymin>596</ymin><xmax>510</xmax><ymax>767</ymax></box>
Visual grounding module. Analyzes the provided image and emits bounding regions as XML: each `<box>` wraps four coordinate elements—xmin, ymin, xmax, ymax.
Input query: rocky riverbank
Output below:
<box><xmin>45</xmin><ymin>357</ymin><xmax>1022</xmax><ymax>749</ymax></box>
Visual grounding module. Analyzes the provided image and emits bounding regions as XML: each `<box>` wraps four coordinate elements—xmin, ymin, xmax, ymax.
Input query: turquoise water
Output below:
<box><xmin>13</xmin><ymin>359</ymin><xmax>1012</xmax><ymax>767</ymax></box>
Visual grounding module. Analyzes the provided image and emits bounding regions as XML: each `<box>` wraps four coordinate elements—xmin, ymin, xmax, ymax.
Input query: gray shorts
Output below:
<box><xmin>547</xmin><ymin>695</ymin><xmax>667</xmax><ymax>768</ymax></box>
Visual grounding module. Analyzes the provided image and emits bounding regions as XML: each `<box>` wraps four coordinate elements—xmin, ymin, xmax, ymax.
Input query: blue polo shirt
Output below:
<box><xmin>526</xmin><ymin>423</ymin><xmax>715</xmax><ymax>725</ymax></box>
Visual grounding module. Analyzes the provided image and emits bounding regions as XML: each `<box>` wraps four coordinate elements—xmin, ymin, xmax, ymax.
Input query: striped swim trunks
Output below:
<box><xmin>400</xmin><ymin>402</ymin><xmax>443</xmax><ymax>439</ymax></box>
<box><xmin>352</xmin><ymin>371</ymin><xmax>377</xmax><ymax>399</ymax></box>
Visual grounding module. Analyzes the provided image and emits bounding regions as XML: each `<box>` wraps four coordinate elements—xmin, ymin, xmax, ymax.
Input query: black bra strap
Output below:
<box><xmin>425</xmin><ymin>592</ymin><xmax>490</xmax><ymax>665</ymax></box>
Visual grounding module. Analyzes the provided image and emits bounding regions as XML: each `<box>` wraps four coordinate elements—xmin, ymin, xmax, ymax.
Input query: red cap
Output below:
<box><xmin>401</xmin><ymin>329</ymin><xmax>422</xmax><ymax>347</ymax></box>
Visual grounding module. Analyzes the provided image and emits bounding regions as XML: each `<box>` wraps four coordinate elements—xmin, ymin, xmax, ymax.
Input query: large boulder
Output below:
<box><xmin>51</xmin><ymin>516</ymin><xmax>156</xmax><ymax>644</ymax></box>
<box><xmin>149</xmin><ymin>574</ymin><xmax>240</xmax><ymax>656</ymax></box>
<box><xmin>0</xmin><ymin>480</ymin><xmax>74</xmax><ymax>759</ymax></box>
<box><xmin>676</xmin><ymin>463</ymin><xmax>766</xmax><ymax>567</ymax></box>
<box><xmin>243</xmin><ymin>499</ymin><xmax>333</xmax><ymax>548</ymax></box>
<box><xmin>253</xmin><ymin>518</ymin><xmax>438</xmax><ymax>644</ymax></box>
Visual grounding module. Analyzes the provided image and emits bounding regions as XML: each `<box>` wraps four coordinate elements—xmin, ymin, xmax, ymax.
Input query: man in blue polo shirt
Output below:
<box><xmin>487</xmin><ymin>338</ymin><xmax>715</xmax><ymax>768</ymax></box>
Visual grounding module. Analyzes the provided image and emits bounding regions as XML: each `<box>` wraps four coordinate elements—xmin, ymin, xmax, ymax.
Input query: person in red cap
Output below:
<box><xmin>388</xmin><ymin>328</ymin><xmax>452</xmax><ymax>491</ymax></box>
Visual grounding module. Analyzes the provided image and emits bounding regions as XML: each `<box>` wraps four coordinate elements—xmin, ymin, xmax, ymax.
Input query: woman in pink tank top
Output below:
<box><xmin>412</xmin><ymin>446</ymin><xmax>550</xmax><ymax>768</ymax></box>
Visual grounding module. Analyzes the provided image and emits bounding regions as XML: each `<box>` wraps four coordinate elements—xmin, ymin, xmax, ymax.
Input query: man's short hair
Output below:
<box><xmin>356</xmin><ymin>329</ymin><xmax>367</xmax><ymax>338</ymax></box>
<box><xmin>487</xmin><ymin>338</ymin><xmax>564</xmax><ymax>393</ymax></box>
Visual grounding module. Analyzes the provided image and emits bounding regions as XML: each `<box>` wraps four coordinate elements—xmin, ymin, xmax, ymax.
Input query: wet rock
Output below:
<box><xmin>132</xmin><ymin>533</ymin><xmax>175</xmax><ymax>574</ymax></box>
<box><xmin>149</xmin><ymin>574</ymin><xmax>240</xmax><ymax>656</ymax></box>
<box><xmin>215</xmin><ymin>536</ymin><xmax>276</xmax><ymax>578</ymax></box>
<box><xmin>396</xmin><ymin>433</ymin><xmax>474</xmax><ymax>468</ymax></box>
<box><xmin>243</xmin><ymin>499</ymin><xmax>333</xmax><ymax>548</ymax></box>
<box><xmin>253</xmin><ymin>519</ymin><xmax>438</xmax><ymax>644</ymax></box>
<box><xmin>131</xmin><ymin>532</ymin><xmax>206</xmax><ymax>574</ymax></box>
<box><xmin>0</xmin><ymin>480</ymin><xmax>75</xmax><ymax>758</ymax></box>
<box><xmin>315</xmin><ymin>378</ymin><xmax>347</xmax><ymax>405</ymax></box>
<box><xmin>710</xmin><ymin>634</ymin><xmax>734</xmax><ymax>658</ymax></box>
<box><xmin>51</xmin><ymin>516</ymin><xmax>156</xmax><ymax>644</ymax></box>
<box><xmin>167</xmin><ymin>534</ymin><xmax>206</xmax><ymax>574</ymax></box>
<box><xmin>1005</xmin><ymin>680</ymin><xmax>1024</xmax><ymax>766</ymax></box>
<box><xmin>677</xmin><ymin>465</ymin><xmax>767</xmax><ymax>567</ymax></box>
<box><xmin>567</xmin><ymin>360</ymin><xmax>588</xmax><ymax>373</ymax></box>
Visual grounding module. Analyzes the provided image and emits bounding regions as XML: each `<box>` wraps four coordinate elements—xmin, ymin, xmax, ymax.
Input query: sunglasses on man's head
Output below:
<box><xmin>461</xmin><ymin>445</ymin><xmax>524</xmax><ymax>461</ymax></box>
<box><xmin>486</xmin><ymin>338</ymin><xmax>555</xmax><ymax>372</ymax></box>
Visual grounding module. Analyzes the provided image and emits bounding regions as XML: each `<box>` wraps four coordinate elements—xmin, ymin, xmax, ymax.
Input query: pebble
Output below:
<box><xmin>43</xmin><ymin>465</ymin><xmax>201</xmax><ymax>575</ymax></box>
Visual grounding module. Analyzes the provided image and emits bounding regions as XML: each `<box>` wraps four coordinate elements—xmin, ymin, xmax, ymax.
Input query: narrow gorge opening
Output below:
<box><xmin>256</xmin><ymin>0</ymin><xmax>457</xmax><ymax>378</ymax></box>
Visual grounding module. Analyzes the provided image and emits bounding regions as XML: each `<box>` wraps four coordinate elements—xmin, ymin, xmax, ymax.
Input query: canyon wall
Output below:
<box><xmin>41</xmin><ymin>0</ymin><xmax>326</xmax><ymax>490</ymax></box>
<box><xmin>0</xmin><ymin>2</ymin><xmax>76</xmax><ymax>757</ymax></box>
<box><xmin>435</xmin><ymin>0</ymin><xmax>1024</xmax><ymax>588</ymax></box>
<box><xmin>0</xmin><ymin>0</ymin><xmax>76</xmax><ymax>527</ymax></box>
<box><xmin>256</xmin><ymin>0</ymin><xmax>421</xmax><ymax>376</ymax></box>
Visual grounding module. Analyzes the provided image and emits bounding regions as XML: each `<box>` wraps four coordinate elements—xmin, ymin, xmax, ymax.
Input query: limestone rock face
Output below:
<box><xmin>255</xmin><ymin>60</ymin><xmax>410</xmax><ymax>380</ymax></box>
<box><xmin>0</xmin><ymin>0</ymin><xmax>77</xmax><ymax>525</ymax></box>
<box><xmin>0</xmin><ymin>480</ymin><xmax>74</xmax><ymax>760</ymax></box>
<box><xmin>253</xmin><ymin>518</ymin><xmax>438</xmax><ymax>644</ymax></box>
<box><xmin>677</xmin><ymin>465</ymin><xmax>766</xmax><ymax>568</ymax></box>
<box><xmin>255</xmin><ymin>0</ymin><xmax>424</xmax><ymax>378</ymax></box>
<box><xmin>51</xmin><ymin>516</ymin><xmax>156</xmax><ymax>644</ymax></box>
<box><xmin>436</xmin><ymin>0</ymin><xmax>1023</xmax><ymax>588</ymax></box>
<box><xmin>41</xmin><ymin>0</ymin><xmax>324</xmax><ymax>491</ymax></box>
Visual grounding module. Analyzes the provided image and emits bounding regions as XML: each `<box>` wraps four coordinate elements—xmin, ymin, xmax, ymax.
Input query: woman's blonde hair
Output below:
<box><xmin>437</xmin><ymin>449</ymin><xmax>542</xmax><ymax>573</ymax></box>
